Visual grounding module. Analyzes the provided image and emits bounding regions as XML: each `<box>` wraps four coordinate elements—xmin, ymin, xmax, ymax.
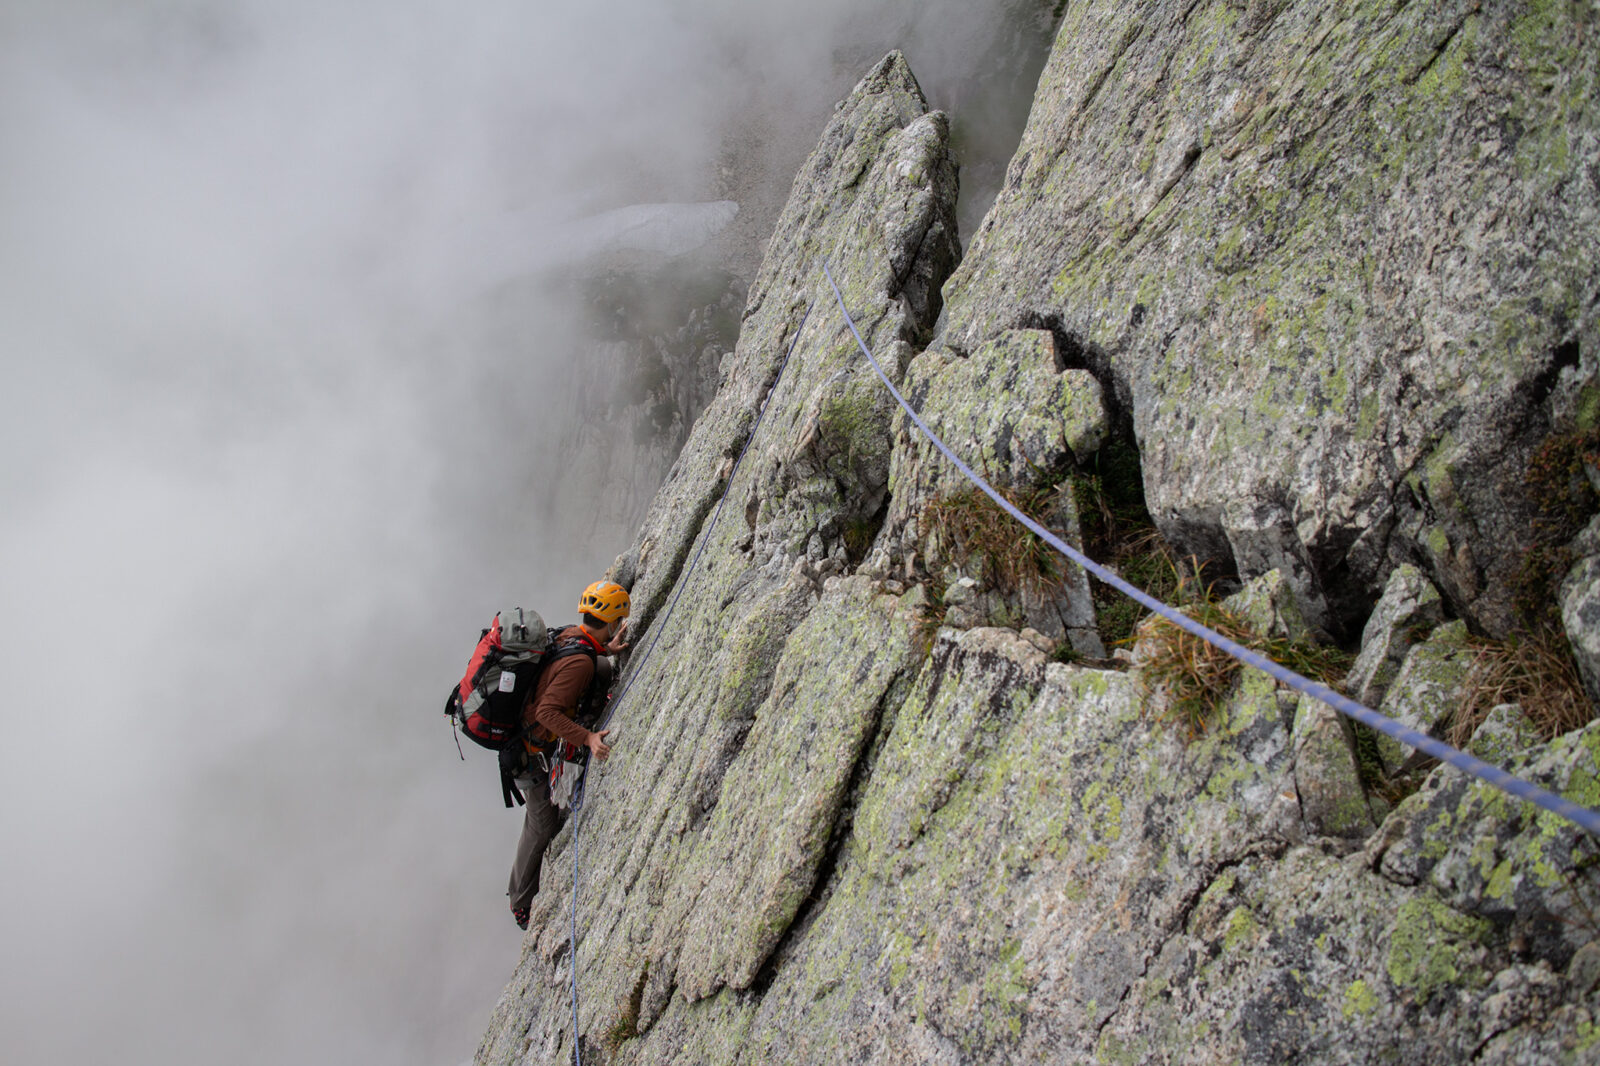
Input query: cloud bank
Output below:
<box><xmin>0</xmin><ymin>2</ymin><xmax>1058</xmax><ymax>1063</ymax></box>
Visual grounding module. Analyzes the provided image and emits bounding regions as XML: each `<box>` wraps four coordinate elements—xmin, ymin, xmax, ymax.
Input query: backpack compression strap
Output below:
<box><xmin>502</xmin><ymin>772</ymin><xmax>525</xmax><ymax>809</ymax></box>
<box><xmin>499</xmin><ymin>745</ymin><xmax>527</xmax><ymax>809</ymax></box>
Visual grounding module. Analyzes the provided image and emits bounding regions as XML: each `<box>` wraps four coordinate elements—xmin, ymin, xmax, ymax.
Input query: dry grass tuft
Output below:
<box><xmin>1447</xmin><ymin>628</ymin><xmax>1594</xmax><ymax>749</ymax></box>
<box><xmin>1070</xmin><ymin>439</ymin><xmax>1227</xmax><ymax>646</ymax></box>
<box><xmin>923</xmin><ymin>483</ymin><xmax>1069</xmax><ymax>597</ymax></box>
<box><xmin>1138</xmin><ymin>593</ymin><xmax>1351</xmax><ymax>740</ymax></box>
<box><xmin>1093</xmin><ymin>532</ymin><xmax>1217</xmax><ymax>647</ymax></box>
<box><xmin>1138</xmin><ymin>601</ymin><xmax>1253</xmax><ymax>738</ymax></box>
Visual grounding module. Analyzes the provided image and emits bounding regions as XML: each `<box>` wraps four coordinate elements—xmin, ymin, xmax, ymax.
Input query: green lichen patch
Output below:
<box><xmin>1340</xmin><ymin>978</ymin><xmax>1379</xmax><ymax>1020</ymax></box>
<box><xmin>1223</xmin><ymin>906</ymin><xmax>1261</xmax><ymax>951</ymax></box>
<box><xmin>977</xmin><ymin>939</ymin><xmax>1031</xmax><ymax>1040</ymax></box>
<box><xmin>1384</xmin><ymin>896</ymin><xmax>1493</xmax><ymax>1006</ymax></box>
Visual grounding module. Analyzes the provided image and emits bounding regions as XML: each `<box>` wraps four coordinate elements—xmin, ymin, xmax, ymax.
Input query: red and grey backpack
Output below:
<box><xmin>444</xmin><ymin>607</ymin><xmax>557</xmax><ymax>750</ymax></box>
<box><xmin>444</xmin><ymin>601</ymin><xmax>601</xmax><ymax>742</ymax></box>
<box><xmin>444</xmin><ymin>609</ymin><xmax>603</xmax><ymax>804</ymax></box>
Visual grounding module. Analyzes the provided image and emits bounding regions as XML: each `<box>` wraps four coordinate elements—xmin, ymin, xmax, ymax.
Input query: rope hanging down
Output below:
<box><xmin>821</xmin><ymin>260</ymin><xmax>1600</xmax><ymax>839</ymax></box>
<box><xmin>569</xmin><ymin>803</ymin><xmax>581</xmax><ymax>1065</ymax></box>
<box><xmin>564</xmin><ymin>299</ymin><xmax>817</xmax><ymax>1066</ymax></box>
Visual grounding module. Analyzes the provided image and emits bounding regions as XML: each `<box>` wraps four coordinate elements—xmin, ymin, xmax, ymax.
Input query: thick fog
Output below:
<box><xmin>0</xmin><ymin>2</ymin><xmax>1057</xmax><ymax>1063</ymax></box>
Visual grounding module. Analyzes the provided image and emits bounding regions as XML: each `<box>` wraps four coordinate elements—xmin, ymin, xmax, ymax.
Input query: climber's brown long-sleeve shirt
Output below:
<box><xmin>521</xmin><ymin>626</ymin><xmax>600</xmax><ymax>750</ymax></box>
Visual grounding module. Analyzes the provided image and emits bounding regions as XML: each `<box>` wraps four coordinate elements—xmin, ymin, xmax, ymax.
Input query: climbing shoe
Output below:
<box><xmin>512</xmin><ymin>906</ymin><xmax>529</xmax><ymax>931</ymax></box>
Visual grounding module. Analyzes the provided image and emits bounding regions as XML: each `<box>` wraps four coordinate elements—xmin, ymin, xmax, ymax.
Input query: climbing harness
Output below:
<box><xmin>564</xmin><ymin>299</ymin><xmax>817</xmax><ymax>1065</ymax></box>
<box><xmin>819</xmin><ymin>259</ymin><xmax>1600</xmax><ymax>839</ymax></box>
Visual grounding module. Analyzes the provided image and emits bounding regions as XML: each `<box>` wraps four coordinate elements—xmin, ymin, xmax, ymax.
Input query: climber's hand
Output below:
<box><xmin>604</xmin><ymin>620</ymin><xmax>630</xmax><ymax>656</ymax></box>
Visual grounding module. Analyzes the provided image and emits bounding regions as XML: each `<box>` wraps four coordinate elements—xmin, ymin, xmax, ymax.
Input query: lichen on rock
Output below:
<box><xmin>940</xmin><ymin>0</ymin><xmax>1600</xmax><ymax>642</ymax></box>
<box><xmin>1375</xmin><ymin>619</ymin><xmax>1475</xmax><ymax>774</ymax></box>
<box><xmin>1346</xmin><ymin>563</ymin><xmax>1448</xmax><ymax>708</ymax></box>
<box><xmin>1562</xmin><ymin>514</ymin><xmax>1600</xmax><ymax>707</ymax></box>
<box><xmin>476</xmin><ymin>14</ymin><xmax>1600</xmax><ymax>1063</ymax></box>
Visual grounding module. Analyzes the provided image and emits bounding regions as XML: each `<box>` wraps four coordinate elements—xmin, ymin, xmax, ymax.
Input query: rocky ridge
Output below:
<box><xmin>477</xmin><ymin>5</ymin><xmax>1600</xmax><ymax>1062</ymax></box>
<box><xmin>942</xmin><ymin>0</ymin><xmax>1599</xmax><ymax>641</ymax></box>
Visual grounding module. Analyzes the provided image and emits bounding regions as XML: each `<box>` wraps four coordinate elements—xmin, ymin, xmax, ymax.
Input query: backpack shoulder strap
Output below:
<box><xmin>549</xmin><ymin>627</ymin><xmax>601</xmax><ymax>662</ymax></box>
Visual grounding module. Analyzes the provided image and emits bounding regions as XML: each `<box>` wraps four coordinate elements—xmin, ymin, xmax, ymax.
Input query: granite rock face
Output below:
<box><xmin>610</xmin><ymin>51</ymin><xmax>958</xmax><ymax>633</ymax></box>
<box><xmin>1346</xmin><ymin>563</ymin><xmax>1448</xmax><ymax>708</ymax></box>
<box><xmin>1470</xmin><ymin>702</ymin><xmax>1542</xmax><ymax>766</ymax></box>
<box><xmin>1287</xmin><ymin>695</ymin><xmax>1381</xmax><ymax>843</ymax></box>
<box><xmin>474</xmin><ymin>19</ymin><xmax>1600</xmax><ymax>1066</ymax></box>
<box><xmin>1374</xmin><ymin>619</ymin><xmax>1476</xmax><ymax>773</ymax></box>
<box><xmin>873</xmin><ymin>326</ymin><xmax>1109</xmax><ymax>654</ymax></box>
<box><xmin>941</xmin><ymin>0</ymin><xmax>1600</xmax><ymax>639</ymax></box>
<box><xmin>1563</xmin><ymin>515</ymin><xmax>1600</xmax><ymax>707</ymax></box>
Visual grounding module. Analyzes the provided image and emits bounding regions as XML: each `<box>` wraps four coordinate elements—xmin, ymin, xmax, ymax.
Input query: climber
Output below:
<box><xmin>506</xmin><ymin>579</ymin><xmax>631</xmax><ymax>930</ymax></box>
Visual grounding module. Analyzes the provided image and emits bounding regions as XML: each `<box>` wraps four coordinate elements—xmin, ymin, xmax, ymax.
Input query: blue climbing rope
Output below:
<box><xmin>820</xmin><ymin>259</ymin><xmax>1600</xmax><ymax>839</ymax></box>
<box><xmin>555</xmin><ymin>255</ymin><xmax>1596</xmax><ymax>1065</ymax></box>
<box><xmin>570</xmin><ymin>801</ymin><xmax>581</xmax><ymax>1066</ymax></box>
<box><xmin>564</xmin><ymin>297</ymin><xmax>818</xmax><ymax>1064</ymax></box>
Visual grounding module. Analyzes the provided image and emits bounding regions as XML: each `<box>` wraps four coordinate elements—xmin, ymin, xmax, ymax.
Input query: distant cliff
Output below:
<box><xmin>477</xmin><ymin>3</ymin><xmax>1600</xmax><ymax>1061</ymax></box>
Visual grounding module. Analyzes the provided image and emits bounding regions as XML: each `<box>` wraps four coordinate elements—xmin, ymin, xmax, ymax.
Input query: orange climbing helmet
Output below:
<box><xmin>578</xmin><ymin>580</ymin><xmax>631</xmax><ymax>625</ymax></box>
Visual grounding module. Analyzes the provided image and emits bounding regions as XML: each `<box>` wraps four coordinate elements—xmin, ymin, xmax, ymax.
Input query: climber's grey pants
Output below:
<box><xmin>507</xmin><ymin>781</ymin><xmax>562</xmax><ymax>912</ymax></box>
